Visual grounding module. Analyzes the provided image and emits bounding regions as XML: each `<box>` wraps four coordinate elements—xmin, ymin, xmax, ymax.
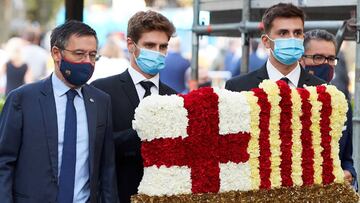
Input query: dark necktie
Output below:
<box><xmin>140</xmin><ymin>81</ymin><xmax>154</xmax><ymax>98</ymax></box>
<box><xmin>280</xmin><ymin>77</ymin><xmax>290</xmax><ymax>84</ymax></box>
<box><xmin>58</xmin><ymin>89</ymin><xmax>78</xmax><ymax>203</ymax></box>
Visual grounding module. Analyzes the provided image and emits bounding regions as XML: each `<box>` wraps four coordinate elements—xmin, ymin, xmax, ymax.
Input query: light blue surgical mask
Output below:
<box><xmin>267</xmin><ymin>35</ymin><xmax>304</xmax><ymax>65</ymax></box>
<box><xmin>134</xmin><ymin>44</ymin><xmax>166</xmax><ymax>75</ymax></box>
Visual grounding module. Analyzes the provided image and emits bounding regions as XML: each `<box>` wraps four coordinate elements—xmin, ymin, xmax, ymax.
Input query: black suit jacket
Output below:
<box><xmin>0</xmin><ymin>76</ymin><xmax>118</xmax><ymax>203</ymax></box>
<box><xmin>225</xmin><ymin>63</ymin><xmax>325</xmax><ymax>92</ymax></box>
<box><xmin>91</xmin><ymin>69</ymin><xmax>177</xmax><ymax>203</ymax></box>
<box><xmin>225</xmin><ymin>63</ymin><xmax>357</xmax><ymax>188</ymax></box>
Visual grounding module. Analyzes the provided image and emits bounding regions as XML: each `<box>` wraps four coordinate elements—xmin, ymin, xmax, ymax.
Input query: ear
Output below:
<box><xmin>51</xmin><ymin>46</ymin><xmax>61</xmax><ymax>62</ymax></box>
<box><xmin>261</xmin><ymin>34</ymin><xmax>272</xmax><ymax>49</ymax></box>
<box><xmin>127</xmin><ymin>37</ymin><xmax>136</xmax><ymax>53</ymax></box>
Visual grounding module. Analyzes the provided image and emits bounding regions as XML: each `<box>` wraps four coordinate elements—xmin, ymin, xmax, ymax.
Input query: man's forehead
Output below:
<box><xmin>66</xmin><ymin>34</ymin><xmax>97</xmax><ymax>50</ymax></box>
<box><xmin>306</xmin><ymin>40</ymin><xmax>336</xmax><ymax>55</ymax></box>
<box><xmin>138</xmin><ymin>31</ymin><xmax>169</xmax><ymax>44</ymax></box>
<box><xmin>270</xmin><ymin>17</ymin><xmax>304</xmax><ymax>31</ymax></box>
<box><xmin>68</xmin><ymin>33</ymin><xmax>96</xmax><ymax>40</ymax></box>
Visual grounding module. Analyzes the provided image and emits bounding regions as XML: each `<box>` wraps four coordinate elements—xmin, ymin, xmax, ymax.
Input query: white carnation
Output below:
<box><xmin>133</xmin><ymin>95</ymin><xmax>189</xmax><ymax>141</ymax></box>
<box><xmin>138</xmin><ymin>165</ymin><xmax>192</xmax><ymax>196</ymax></box>
<box><xmin>214</xmin><ymin>88</ymin><xmax>251</xmax><ymax>135</ymax></box>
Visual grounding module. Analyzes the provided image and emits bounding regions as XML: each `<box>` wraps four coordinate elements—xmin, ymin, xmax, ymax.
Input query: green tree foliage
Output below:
<box><xmin>0</xmin><ymin>0</ymin><xmax>13</xmax><ymax>43</ymax></box>
<box><xmin>0</xmin><ymin>97</ymin><xmax>5</xmax><ymax>113</ymax></box>
<box><xmin>25</xmin><ymin>0</ymin><xmax>62</xmax><ymax>27</ymax></box>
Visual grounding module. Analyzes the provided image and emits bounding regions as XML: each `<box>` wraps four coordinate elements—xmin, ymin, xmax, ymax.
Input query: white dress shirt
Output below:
<box><xmin>52</xmin><ymin>73</ymin><xmax>90</xmax><ymax>203</ymax></box>
<box><xmin>128</xmin><ymin>66</ymin><xmax>160</xmax><ymax>100</ymax></box>
<box><xmin>266</xmin><ymin>59</ymin><xmax>301</xmax><ymax>88</ymax></box>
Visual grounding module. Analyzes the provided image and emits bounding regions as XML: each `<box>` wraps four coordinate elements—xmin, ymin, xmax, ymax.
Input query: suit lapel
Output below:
<box><xmin>298</xmin><ymin>67</ymin><xmax>310</xmax><ymax>88</ymax></box>
<box><xmin>82</xmin><ymin>85</ymin><xmax>97</xmax><ymax>177</ymax></box>
<box><xmin>159</xmin><ymin>82</ymin><xmax>168</xmax><ymax>95</ymax></box>
<box><xmin>256</xmin><ymin>64</ymin><xmax>270</xmax><ymax>84</ymax></box>
<box><xmin>119</xmin><ymin>70</ymin><xmax>140</xmax><ymax>107</ymax></box>
<box><xmin>39</xmin><ymin>76</ymin><xmax>59</xmax><ymax>179</ymax></box>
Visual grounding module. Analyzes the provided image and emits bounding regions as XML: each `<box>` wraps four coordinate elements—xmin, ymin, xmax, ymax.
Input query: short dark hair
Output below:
<box><xmin>127</xmin><ymin>10</ymin><xmax>175</xmax><ymax>43</ymax></box>
<box><xmin>304</xmin><ymin>29</ymin><xmax>337</xmax><ymax>51</ymax></box>
<box><xmin>50</xmin><ymin>20</ymin><xmax>98</xmax><ymax>49</ymax></box>
<box><xmin>262</xmin><ymin>3</ymin><xmax>305</xmax><ymax>33</ymax></box>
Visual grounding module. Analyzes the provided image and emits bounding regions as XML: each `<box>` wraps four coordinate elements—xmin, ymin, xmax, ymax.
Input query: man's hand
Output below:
<box><xmin>344</xmin><ymin>170</ymin><xmax>353</xmax><ymax>184</ymax></box>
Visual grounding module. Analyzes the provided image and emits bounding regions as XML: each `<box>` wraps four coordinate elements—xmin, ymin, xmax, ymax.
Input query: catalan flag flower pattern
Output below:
<box><xmin>133</xmin><ymin>80</ymin><xmax>347</xmax><ymax>196</ymax></box>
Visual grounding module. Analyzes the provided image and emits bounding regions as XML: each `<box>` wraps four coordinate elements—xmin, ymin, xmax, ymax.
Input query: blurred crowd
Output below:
<box><xmin>0</xmin><ymin>25</ymin><xmax>131</xmax><ymax>96</ymax></box>
<box><xmin>0</xmin><ymin>22</ymin><xmax>354</xmax><ymax>98</ymax></box>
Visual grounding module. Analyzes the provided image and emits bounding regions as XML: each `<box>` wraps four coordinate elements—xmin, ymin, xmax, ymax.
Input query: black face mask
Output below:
<box><xmin>304</xmin><ymin>64</ymin><xmax>334</xmax><ymax>82</ymax></box>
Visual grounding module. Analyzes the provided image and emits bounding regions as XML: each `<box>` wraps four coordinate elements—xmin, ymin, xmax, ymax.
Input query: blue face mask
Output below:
<box><xmin>268</xmin><ymin>36</ymin><xmax>304</xmax><ymax>65</ymax></box>
<box><xmin>304</xmin><ymin>63</ymin><xmax>334</xmax><ymax>82</ymax></box>
<box><xmin>60</xmin><ymin>58</ymin><xmax>94</xmax><ymax>86</ymax></box>
<box><xmin>134</xmin><ymin>47</ymin><xmax>166</xmax><ymax>75</ymax></box>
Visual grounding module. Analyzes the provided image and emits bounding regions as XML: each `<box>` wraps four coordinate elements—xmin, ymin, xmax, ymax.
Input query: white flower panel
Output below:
<box><xmin>138</xmin><ymin>165</ymin><xmax>192</xmax><ymax>196</ymax></box>
<box><xmin>219</xmin><ymin>162</ymin><xmax>252</xmax><ymax>192</ymax></box>
<box><xmin>133</xmin><ymin>95</ymin><xmax>188</xmax><ymax>141</ymax></box>
<box><xmin>214</xmin><ymin>88</ymin><xmax>251</xmax><ymax>135</ymax></box>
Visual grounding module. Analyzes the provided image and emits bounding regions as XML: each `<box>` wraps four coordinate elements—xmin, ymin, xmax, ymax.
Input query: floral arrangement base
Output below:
<box><xmin>131</xmin><ymin>183</ymin><xmax>359</xmax><ymax>203</ymax></box>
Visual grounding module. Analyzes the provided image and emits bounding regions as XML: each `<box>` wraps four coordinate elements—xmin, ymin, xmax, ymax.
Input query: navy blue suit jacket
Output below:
<box><xmin>0</xmin><ymin>76</ymin><xmax>118</xmax><ymax>203</ymax></box>
<box><xmin>91</xmin><ymin>70</ymin><xmax>177</xmax><ymax>203</ymax></box>
<box><xmin>339</xmin><ymin>102</ymin><xmax>357</xmax><ymax>189</ymax></box>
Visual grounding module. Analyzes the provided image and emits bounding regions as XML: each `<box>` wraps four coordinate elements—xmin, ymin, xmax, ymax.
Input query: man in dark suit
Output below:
<box><xmin>300</xmin><ymin>29</ymin><xmax>357</xmax><ymax>190</ymax></box>
<box><xmin>226</xmin><ymin>3</ymin><xmax>324</xmax><ymax>92</ymax></box>
<box><xmin>0</xmin><ymin>21</ymin><xmax>118</xmax><ymax>203</ymax></box>
<box><xmin>91</xmin><ymin>11</ymin><xmax>177</xmax><ymax>203</ymax></box>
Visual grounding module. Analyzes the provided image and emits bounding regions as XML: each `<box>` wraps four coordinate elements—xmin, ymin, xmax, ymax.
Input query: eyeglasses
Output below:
<box><xmin>303</xmin><ymin>54</ymin><xmax>338</xmax><ymax>66</ymax></box>
<box><xmin>61</xmin><ymin>48</ymin><xmax>101</xmax><ymax>62</ymax></box>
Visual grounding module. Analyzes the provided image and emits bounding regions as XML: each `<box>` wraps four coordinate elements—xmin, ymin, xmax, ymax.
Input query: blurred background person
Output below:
<box><xmin>248</xmin><ymin>39</ymin><xmax>268</xmax><ymax>72</ymax></box>
<box><xmin>89</xmin><ymin>32</ymin><xmax>129</xmax><ymax>82</ymax></box>
<box><xmin>230</xmin><ymin>39</ymin><xmax>268</xmax><ymax>77</ymax></box>
<box><xmin>0</xmin><ymin>46</ymin><xmax>9</xmax><ymax>66</ymax></box>
<box><xmin>0</xmin><ymin>37</ymin><xmax>32</xmax><ymax>96</ymax></box>
<box><xmin>223</xmin><ymin>38</ymin><xmax>242</xmax><ymax>77</ymax></box>
<box><xmin>0</xmin><ymin>46</ymin><xmax>9</xmax><ymax>94</ymax></box>
<box><xmin>21</xmin><ymin>25</ymin><xmax>49</xmax><ymax>81</ymax></box>
<box><xmin>160</xmin><ymin>37</ymin><xmax>190</xmax><ymax>93</ymax></box>
<box><xmin>184</xmin><ymin>57</ymin><xmax>212</xmax><ymax>93</ymax></box>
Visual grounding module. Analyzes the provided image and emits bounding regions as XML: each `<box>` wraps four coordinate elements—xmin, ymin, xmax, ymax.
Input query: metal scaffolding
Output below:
<box><xmin>192</xmin><ymin>0</ymin><xmax>360</xmax><ymax>189</ymax></box>
<box><xmin>354</xmin><ymin>0</ymin><xmax>360</xmax><ymax>191</ymax></box>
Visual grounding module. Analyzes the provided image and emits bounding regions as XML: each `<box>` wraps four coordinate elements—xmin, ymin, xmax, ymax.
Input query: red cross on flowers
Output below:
<box><xmin>141</xmin><ymin>87</ymin><xmax>251</xmax><ymax>193</ymax></box>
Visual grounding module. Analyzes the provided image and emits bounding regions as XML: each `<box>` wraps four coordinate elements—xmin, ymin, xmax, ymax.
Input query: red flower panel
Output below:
<box><xmin>277</xmin><ymin>81</ymin><xmax>293</xmax><ymax>187</ymax></box>
<box><xmin>297</xmin><ymin>88</ymin><xmax>314</xmax><ymax>185</ymax></box>
<box><xmin>253</xmin><ymin>88</ymin><xmax>272</xmax><ymax>189</ymax></box>
<box><xmin>316</xmin><ymin>86</ymin><xmax>334</xmax><ymax>184</ymax></box>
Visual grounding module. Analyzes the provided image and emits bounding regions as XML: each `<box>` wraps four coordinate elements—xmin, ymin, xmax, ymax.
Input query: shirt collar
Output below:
<box><xmin>128</xmin><ymin>66</ymin><xmax>159</xmax><ymax>89</ymax></box>
<box><xmin>266</xmin><ymin>59</ymin><xmax>301</xmax><ymax>87</ymax></box>
<box><xmin>51</xmin><ymin>73</ymin><xmax>83</xmax><ymax>98</ymax></box>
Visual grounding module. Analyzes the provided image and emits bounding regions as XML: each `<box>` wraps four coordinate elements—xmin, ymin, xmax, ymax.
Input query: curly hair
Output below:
<box><xmin>127</xmin><ymin>10</ymin><xmax>175</xmax><ymax>43</ymax></box>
